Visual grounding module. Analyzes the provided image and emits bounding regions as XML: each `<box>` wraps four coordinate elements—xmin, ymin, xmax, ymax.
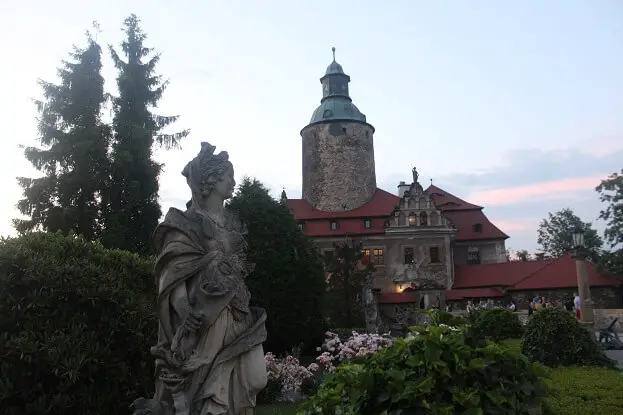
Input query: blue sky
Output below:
<box><xmin>1</xmin><ymin>0</ymin><xmax>622</xmax><ymax>253</ymax></box>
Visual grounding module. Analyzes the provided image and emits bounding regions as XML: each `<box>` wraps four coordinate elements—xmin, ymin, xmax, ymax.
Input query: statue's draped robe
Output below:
<box><xmin>152</xmin><ymin>208</ymin><xmax>267</xmax><ymax>414</ymax></box>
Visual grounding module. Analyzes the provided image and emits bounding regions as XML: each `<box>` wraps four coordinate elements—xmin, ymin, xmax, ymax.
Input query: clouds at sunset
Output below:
<box><xmin>467</xmin><ymin>176</ymin><xmax>604</xmax><ymax>206</ymax></box>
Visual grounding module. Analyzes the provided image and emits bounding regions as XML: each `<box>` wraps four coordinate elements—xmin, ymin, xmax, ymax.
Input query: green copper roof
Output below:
<box><xmin>306</xmin><ymin>47</ymin><xmax>372</xmax><ymax>127</ymax></box>
<box><xmin>325</xmin><ymin>60</ymin><xmax>344</xmax><ymax>75</ymax></box>
<box><xmin>309</xmin><ymin>97</ymin><xmax>367</xmax><ymax>124</ymax></box>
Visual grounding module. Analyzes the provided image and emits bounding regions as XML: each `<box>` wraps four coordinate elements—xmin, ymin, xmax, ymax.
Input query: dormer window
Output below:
<box><xmin>473</xmin><ymin>223</ymin><xmax>483</xmax><ymax>233</ymax></box>
<box><xmin>330</xmin><ymin>221</ymin><xmax>339</xmax><ymax>230</ymax></box>
<box><xmin>363</xmin><ymin>219</ymin><xmax>372</xmax><ymax>228</ymax></box>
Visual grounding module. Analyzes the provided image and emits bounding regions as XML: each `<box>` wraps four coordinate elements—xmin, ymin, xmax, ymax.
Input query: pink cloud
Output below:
<box><xmin>468</xmin><ymin>176</ymin><xmax>603</xmax><ymax>206</ymax></box>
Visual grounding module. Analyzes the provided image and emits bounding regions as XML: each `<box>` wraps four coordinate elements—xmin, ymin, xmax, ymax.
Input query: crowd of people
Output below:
<box><xmin>462</xmin><ymin>293</ymin><xmax>582</xmax><ymax>320</ymax></box>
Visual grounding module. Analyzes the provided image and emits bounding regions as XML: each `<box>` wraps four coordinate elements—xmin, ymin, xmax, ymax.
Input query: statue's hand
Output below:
<box><xmin>183</xmin><ymin>309</ymin><xmax>204</xmax><ymax>333</ymax></box>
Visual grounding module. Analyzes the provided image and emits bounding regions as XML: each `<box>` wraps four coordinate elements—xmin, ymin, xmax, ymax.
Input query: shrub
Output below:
<box><xmin>0</xmin><ymin>232</ymin><xmax>156</xmax><ymax>414</ymax></box>
<box><xmin>545</xmin><ymin>366</ymin><xmax>623</xmax><ymax>414</ymax></box>
<box><xmin>522</xmin><ymin>307</ymin><xmax>615</xmax><ymax>368</ymax></box>
<box><xmin>472</xmin><ymin>308</ymin><xmax>524</xmax><ymax>342</ymax></box>
<box><xmin>301</xmin><ymin>325</ymin><xmax>550</xmax><ymax>414</ymax></box>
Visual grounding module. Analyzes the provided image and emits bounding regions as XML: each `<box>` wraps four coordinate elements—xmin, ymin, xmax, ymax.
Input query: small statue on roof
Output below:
<box><xmin>412</xmin><ymin>166</ymin><xmax>419</xmax><ymax>184</ymax></box>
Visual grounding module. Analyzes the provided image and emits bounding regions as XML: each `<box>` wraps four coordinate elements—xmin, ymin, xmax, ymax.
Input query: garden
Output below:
<box><xmin>256</xmin><ymin>308</ymin><xmax>623</xmax><ymax>414</ymax></box>
<box><xmin>1</xmin><ymin>233</ymin><xmax>622</xmax><ymax>414</ymax></box>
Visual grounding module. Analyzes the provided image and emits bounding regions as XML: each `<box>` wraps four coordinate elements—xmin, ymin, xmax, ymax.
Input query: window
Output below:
<box><xmin>429</xmin><ymin>247</ymin><xmax>440</xmax><ymax>263</ymax></box>
<box><xmin>408</xmin><ymin>213</ymin><xmax>417</xmax><ymax>226</ymax></box>
<box><xmin>372</xmin><ymin>248</ymin><xmax>384</xmax><ymax>265</ymax></box>
<box><xmin>361</xmin><ymin>248</ymin><xmax>371</xmax><ymax>263</ymax></box>
<box><xmin>473</xmin><ymin>223</ymin><xmax>483</xmax><ymax>233</ymax></box>
<box><xmin>330</xmin><ymin>221</ymin><xmax>339</xmax><ymax>230</ymax></box>
<box><xmin>363</xmin><ymin>219</ymin><xmax>372</xmax><ymax>228</ymax></box>
<box><xmin>404</xmin><ymin>247</ymin><xmax>415</xmax><ymax>264</ymax></box>
<box><xmin>362</xmin><ymin>248</ymin><xmax>384</xmax><ymax>265</ymax></box>
<box><xmin>419</xmin><ymin>212</ymin><xmax>428</xmax><ymax>226</ymax></box>
<box><xmin>297</xmin><ymin>222</ymin><xmax>305</xmax><ymax>231</ymax></box>
<box><xmin>468</xmin><ymin>247</ymin><xmax>481</xmax><ymax>265</ymax></box>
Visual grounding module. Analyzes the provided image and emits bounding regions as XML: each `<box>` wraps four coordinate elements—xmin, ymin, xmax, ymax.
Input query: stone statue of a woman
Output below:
<box><xmin>132</xmin><ymin>142</ymin><xmax>268</xmax><ymax>415</ymax></box>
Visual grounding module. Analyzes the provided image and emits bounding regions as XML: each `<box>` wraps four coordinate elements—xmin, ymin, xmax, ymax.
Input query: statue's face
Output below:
<box><xmin>214</xmin><ymin>165</ymin><xmax>236</xmax><ymax>200</ymax></box>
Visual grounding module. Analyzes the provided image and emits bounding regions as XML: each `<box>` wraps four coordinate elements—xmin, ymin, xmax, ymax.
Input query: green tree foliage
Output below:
<box><xmin>596</xmin><ymin>170</ymin><xmax>623</xmax><ymax>276</ymax></box>
<box><xmin>226</xmin><ymin>178</ymin><xmax>326</xmax><ymax>355</ymax></box>
<box><xmin>324</xmin><ymin>240</ymin><xmax>372</xmax><ymax>329</ymax></box>
<box><xmin>14</xmin><ymin>32</ymin><xmax>110</xmax><ymax>240</ymax></box>
<box><xmin>522</xmin><ymin>308</ymin><xmax>615</xmax><ymax>368</ymax></box>
<box><xmin>537</xmin><ymin>208</ymin><xmax>603</xmax><ymax>262</ymax></box>
<box><xmin>302</xmin><ymin>324</ymin><xmax>549</xmax><ymax>414</ymax></box>
<box><xmin>0</xmin><ymin>232</ymin><xmax>156</xmax><ymax>414</ymax></box>
<box><xmin>103</xmin><ymin>14</ymin><xmax>189</xmax><ymax>254</ymax></box>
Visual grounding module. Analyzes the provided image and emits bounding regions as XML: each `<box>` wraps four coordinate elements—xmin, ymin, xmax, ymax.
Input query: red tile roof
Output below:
<box><xmin>509</xmin><ymin>254</ymin><xmax>621</xmax><ymax>290</ymax></box>
<box><xmin>445</xmin><ymin>288</ymin><xmax>505</xmax><ymax>301</ymax></box>
<box><xmin>425</xmin><ymin>184</ymin><xmax>482</xmax><ymax>211</ymax></box>
<box><xmin>444</xmin><ymin>210</ymin><xmax>508</xmax><ymax>241</ymax></box>
<box><xmin>287</xmin><ymin>188</ymin><xmax>399</xmax><ymax>220</ymax></box>
<box><xmin>303</xmin><ymin>218</ymin><xmax>385</xmax><ymax>237</ymax></box>
<box><xmin>287</xmin><ymin>185</ymin><xmax>507</xmax><ymax>241</ymax></box>
<box><xmin>454</xmin><ymin>254</ymin><xmax>621</xmax><ymax>291</ymax></box>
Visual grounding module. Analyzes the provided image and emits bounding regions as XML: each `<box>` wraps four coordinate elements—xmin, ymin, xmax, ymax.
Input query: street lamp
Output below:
<box><xmin>572</xmin><ymin>226</ymin><xmax>585</xmax><ymax>249</ymax></box>
<box><xmin>572</xmin><ymin>225</ymin><xmax>594</xmax><ymax>324</ymax></box>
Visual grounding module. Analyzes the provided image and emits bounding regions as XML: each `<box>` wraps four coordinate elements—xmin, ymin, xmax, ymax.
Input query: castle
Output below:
<box><xmin>285</xmin><ymin>49</ymin><xmax>621</xmax><ymax>325</ymax></box>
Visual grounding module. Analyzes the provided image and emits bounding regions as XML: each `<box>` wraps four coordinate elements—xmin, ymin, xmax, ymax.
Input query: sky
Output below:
<box><xmin>1</xmin><ymin>0</ymin><xmax>622</xmax><ymax>253</ymax></box>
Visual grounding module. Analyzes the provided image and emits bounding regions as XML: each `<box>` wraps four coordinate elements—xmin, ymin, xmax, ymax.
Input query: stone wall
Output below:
<box><xmin>510</xmin><ymin>287</ymin><xmax>621</xmax><ymax>309</ymax></box>
<box><xmin>301</xmin><ymin>121</ymin><xmax>376</xmax><ymax>212</ymax></box>
<box><xmin>453</xmin><ymin>240</ymin><xmax>506</xmax><ymax>265</ymax></box>
<box><xmin>594</xmin><ymin>309</ymin><xmax>623</xmax><ymax>330</ymax></box>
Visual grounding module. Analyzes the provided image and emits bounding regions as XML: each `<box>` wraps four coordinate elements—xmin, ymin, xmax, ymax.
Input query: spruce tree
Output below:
<box><xmin>227</xmin><ymin>178</ymin><xmax>327</xmax><ymax>354</ymax></box>
<box><xmin>103</xmin><ymin>14</ymin><xmax>188</xmax><ymax>253</ymax></box>
<box><xmin>14</xmin><ymin>32</ymin><xmax>110</xmax><ymax>239</ymax></box>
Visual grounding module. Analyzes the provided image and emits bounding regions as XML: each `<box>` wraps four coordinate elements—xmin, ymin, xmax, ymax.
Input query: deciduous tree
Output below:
<box><xmin>537</xmin><ymin>208</ymin><xmax>602</xmax><ymax>262</ymax></box>
<box><xmin>596</xmin><ymin>170</ymin><xmax>623</xmax><ymax>275</ymax></box>
<box><xmin>324</xmin><ymin>239</ymin><xmax>373</xmax><ymax>329</ymax></box>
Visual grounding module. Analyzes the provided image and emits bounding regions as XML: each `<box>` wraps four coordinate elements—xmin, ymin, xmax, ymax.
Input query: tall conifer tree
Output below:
<box><xmin>103</xmin><ymin>14</ymin><xmax>188</xmax><ymax>253</ymax></box>
<box><xmin>15</xmin><ymin>31</ymin><xmax>110</xmax><ymax>239</ymax></box>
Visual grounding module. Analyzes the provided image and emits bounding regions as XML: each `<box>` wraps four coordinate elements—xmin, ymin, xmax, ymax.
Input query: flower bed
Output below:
<box><xmin>262</xmin><ymin>330</ymin><xmax>393</xmax><ymax>402</ymax></box>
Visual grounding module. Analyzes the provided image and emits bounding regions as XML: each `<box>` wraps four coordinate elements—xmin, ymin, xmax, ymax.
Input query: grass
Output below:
<box><xmin>499</xmin><ymin>338</ymin><xmax>623</xmax><ymax>414</ymax></box>
<box><xmin>257</xmin><ymin>338</ymin><xmax>623</xmax><ymax>414</ymax></box>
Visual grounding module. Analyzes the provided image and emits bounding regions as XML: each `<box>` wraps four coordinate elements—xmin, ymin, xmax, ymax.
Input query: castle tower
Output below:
<box><xmin>301</xmin><ymin>48</ymin><xmax>377</xmax><ymax>212</ymax></box>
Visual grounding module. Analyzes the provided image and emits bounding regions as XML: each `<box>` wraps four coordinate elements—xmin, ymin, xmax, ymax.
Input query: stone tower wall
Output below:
<box><xmin>301</xmin><ymin>121</ymin><xmax>376</xmax><ymax>212</ymax></box>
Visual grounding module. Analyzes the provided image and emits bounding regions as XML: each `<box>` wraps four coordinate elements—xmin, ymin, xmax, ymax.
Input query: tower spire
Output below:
<box><xmin>332</xmin><ymin>46</ymin><xmax>336</xmax><ymax>61</ymax></box>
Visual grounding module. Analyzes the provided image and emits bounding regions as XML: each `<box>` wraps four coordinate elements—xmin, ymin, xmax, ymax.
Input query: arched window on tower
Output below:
<box><xmin>420</xmin><ymin>212</ymin><xmax>428</xmax><ymax>226</ymax></box>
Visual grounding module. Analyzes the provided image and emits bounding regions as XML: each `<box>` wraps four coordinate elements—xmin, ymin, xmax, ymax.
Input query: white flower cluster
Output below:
<box><xmin>264</xmin><ymin>352</ymin><xmax>318</xmax><ymax>395</ymax></box>
<box><xmin>315</xmin><ymin>330</ymin><xmax>393</xmax><ymax>372</ymax></box>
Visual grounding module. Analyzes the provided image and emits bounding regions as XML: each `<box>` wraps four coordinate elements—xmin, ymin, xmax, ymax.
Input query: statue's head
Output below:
<box><xmin>182</xmin><ymin>142</ymin><xmax>235</xmax><ymax>202</ymax></box>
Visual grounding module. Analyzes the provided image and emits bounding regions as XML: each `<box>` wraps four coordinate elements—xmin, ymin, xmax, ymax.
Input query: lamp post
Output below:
<box><xmin>572</xmin><ymin>226</ymin><xmax>594</xmax><ymax>323</ymax></box>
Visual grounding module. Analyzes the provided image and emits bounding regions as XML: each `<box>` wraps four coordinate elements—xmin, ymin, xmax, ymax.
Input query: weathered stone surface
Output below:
<box><xmin>131</xmin><ymin>142</ymin><xmax>267</xmax><ymax>415</ymax></box>
<box><xmin>301</xmin><ymin>121</ymin><xmax>376</xmax><ymax>212</ymax></box>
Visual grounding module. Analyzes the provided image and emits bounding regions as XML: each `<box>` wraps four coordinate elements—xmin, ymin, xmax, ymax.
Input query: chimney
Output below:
<box><xmin>397</xmin><ymin>181</ymin><xmax>410</xmax><ymax>197</ymax></box>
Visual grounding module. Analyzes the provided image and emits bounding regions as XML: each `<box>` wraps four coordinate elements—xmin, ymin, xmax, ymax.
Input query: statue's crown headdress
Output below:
<box><xmin>182</xmin><ymin>142</ymin><xmax>231</xmax><ymax>196</ymax></box>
